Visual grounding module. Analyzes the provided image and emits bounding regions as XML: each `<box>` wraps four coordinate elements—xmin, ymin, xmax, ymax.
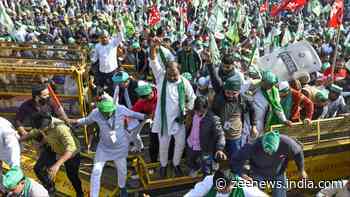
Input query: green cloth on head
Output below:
<box><xmin>261</xmin><ymin>70</ymin><xmax>279</xmax><ymax>85</ymax></box>
<box><xmin>131</xmin><ymin>41</ymin><xmax>140</xmax><ymax>49</ymax></box>
<box><xmin>329</xmin><ymin>84</ymin><xmax>343</xmax><ymax>94</ymax></box>
<box><xmin>223</xmin><ymin>79</ymin><xmax>241</xmax><ymax>91</ymax></box>
<box><xmin>68</xmin><ymin>37</ymin><xmax>75</xmax><ymax>44</ymax></box>
<box><xmin>2</xmin><ymin>166</ymin><xmax>24</xmax><ymax>189</ymax></box>
<box><xmin>182</xmin><ymin>72</ymin><xmax>193</xmax><ymax>82</ymax></box>
<box><xmin>135</xmin><ymin>83</ymin><xmax>152</xmax><ymax>96</ymax></box>
<box><xmin>112</xmin><ymin>71</ymin><xmax>129</xmax><ymax>84</ymax></box>
<box><xmin>160</xmin><ymin>77</ymin><xmax>186</xmax><ymax>136</ymax></box>
<box><xmin>262</xmin><ymin>130</ymin><xmax>281</xmax><ymax>154</ymax></box>
<box><xmin>321</xmin><ymin>62</ymin><xmax>330</xmax><ymax>72</ymax></box>
<box><xmin>315</xmin><ymin>90</ymin><xmax>329</xmax><ymax>102</ymax></box>
<box><xmin>97</xmin><ymin>99</ymin><xmax>116</xmax><ymax>113</ymax></box>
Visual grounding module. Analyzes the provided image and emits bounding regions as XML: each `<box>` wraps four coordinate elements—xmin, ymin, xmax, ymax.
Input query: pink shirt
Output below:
<box><xmin>187</xmin><ymin>114</ymin><xmax>203</xmax><ymax>151</ymax></box>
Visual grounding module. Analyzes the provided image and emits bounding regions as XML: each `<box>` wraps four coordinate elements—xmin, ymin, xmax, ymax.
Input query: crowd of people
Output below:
<box><xmin>1</xmin><ymin>0</ymin><xmax>350</xmax><ymax>197</ymax></box>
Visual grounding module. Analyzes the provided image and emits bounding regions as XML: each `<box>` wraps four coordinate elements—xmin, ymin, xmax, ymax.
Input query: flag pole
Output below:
<box><xmin>331</xmin><ymin>27</ymin><xmax>341</xmax><ymax>84</ymax></box>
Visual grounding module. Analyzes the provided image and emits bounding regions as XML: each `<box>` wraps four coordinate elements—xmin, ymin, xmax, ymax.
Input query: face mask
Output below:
<box><xmin>38</xmin><ymin>96</ymin><xmax>50</xmax><ymax>105</ymax></box>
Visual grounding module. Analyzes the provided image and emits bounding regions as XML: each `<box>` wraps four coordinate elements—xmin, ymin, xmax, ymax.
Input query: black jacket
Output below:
<box><xmin>118</xmin><ymin>79</ymin><xmax>139</xmax><ymax>107</ymax></box>
<box><xmin>188</xmin><ymin>111</ymin><xmax>225</xmax><ymax>155</ymax></box>
<box><xmin>232</xmin><ymin>134</ymin><xmax>304</xmax><ymax>177</ymax></box>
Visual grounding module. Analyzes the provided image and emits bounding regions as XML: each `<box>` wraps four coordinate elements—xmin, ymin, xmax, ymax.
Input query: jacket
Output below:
<box><xmin>186</xmin><ymin>111</ymin><xmax>225</xmax><ymax>155</ymax></box>
<box><xmin>118</xmin><ymin>78</ymin><xmax>139</xmax><ymax>107</ymax></box>
<box><xmin>232</xmin><ymin>134</ymin><xmax>304</xmax><ymax>177</ymax></box>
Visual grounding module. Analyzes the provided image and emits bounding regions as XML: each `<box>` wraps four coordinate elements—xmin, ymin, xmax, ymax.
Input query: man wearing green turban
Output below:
<box><xmin>132</xmin><ymin>82</ymin><xmax>159</xmax><ymax>163</ymax></box>
<box><xmin>68</xmin><ymin>98</ymin><xmax>146</xmax><ymax>197</ymax></box>
<box><xmin>112</xmin><ymin>71</ymin><xmax>139</xmax><ymax>109</ymax></box>
<box><xmin>232</xmin><ymin>131</ymin><xmax>307</xmax><ymax>197</ymax></box>
<box><xmin>210</xmin><ymin>77</ymin><xmax>258</xmax><ymax>166</ymax></box>
<box><xmin>2</xmin><ymin>166</ymin><xmax>49</xmax><ymax>197</ymax></box>
<box><xmin>250</xmin><ymin>70</ymin><xmax>292</xmax><ymax>135</ymax></box>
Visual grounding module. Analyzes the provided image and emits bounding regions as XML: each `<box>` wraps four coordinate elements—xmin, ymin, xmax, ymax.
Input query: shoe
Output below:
<box><xmin>160</xmin><ymin>166</ymin><xmax>167</xmax><ymax>178</ymax></box>
<box><xmin>189</xmin><ymin>169</ymin><xmax>199</xmax><ymax>178</ymax></box>
<box><xmin>174</xmin><ymin>165</ymin><xmax>183</xmax><ymax>177</ymax></box>
<box><xmin>120</xmin><ymin>187</ymin><xmax>128</xmax><ymax>197</ymax></box>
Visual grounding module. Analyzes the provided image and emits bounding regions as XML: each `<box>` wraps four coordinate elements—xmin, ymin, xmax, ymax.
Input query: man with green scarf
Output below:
<box><xmin>232</xmin><ymin>131</ymin><xmax>307</xmax><ymax>197</ymax></box>
<box><xmin>149</xmin><ymin>38</ymin><xmax>196</xmax><ymax>178</ymax></box>
<box><xmin>2</xmin><ymin>166</ymin><xmax>48</xmax><ymax>197</ymax></box>
<box><xmin>177</xmin><ymin>38</ymin><xmax>202</xmax><ymax>78</ymax></box>
<box><xmin>184</xmin><ymin>168</ymin><xmax>268</xmax><ymax>197</ymax></box>
<box><xmin>250</xmin><ymin>70</ymin><xmax>292</xmax><ymax>134</ymax></box>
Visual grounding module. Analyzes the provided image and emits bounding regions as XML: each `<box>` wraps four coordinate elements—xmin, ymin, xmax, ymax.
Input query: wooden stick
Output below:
<box><xmin>331</xmin><ymin>27</ymin><xmax>341</xmax><ymax>83</ymax></box>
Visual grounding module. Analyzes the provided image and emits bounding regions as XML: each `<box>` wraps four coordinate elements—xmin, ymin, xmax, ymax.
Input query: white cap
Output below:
<box><xmin>278</xmin><ymin>81</ymin><xmax>290</xmax><ymax>92</ymax></box>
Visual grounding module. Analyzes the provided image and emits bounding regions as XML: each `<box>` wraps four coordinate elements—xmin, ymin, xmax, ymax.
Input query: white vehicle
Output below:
<box><xmin>257</xmin><ymin>41</ymin><xmax>322</xmax><ymax>81</ymax></box>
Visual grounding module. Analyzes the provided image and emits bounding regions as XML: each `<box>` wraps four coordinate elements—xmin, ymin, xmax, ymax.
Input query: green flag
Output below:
<box><xmin>321</xmin><ymin>4</ymin><xmax>331</xmax><ymax>14</ymax></box>
<box><xmin>310</xmin><ymin>0</ymin><xmax>322</xmax><ymax>17</ymax></box>
<box><xmin>249</xmin><ymin>41</ymin><xmax>260</xmax><ymax>68</ymax></box>
<box><xmin>0</xmin><ymin>3</ymin><xmax>14</xmax><ymax>33</ymax></box>
<box><xmin>123</xmin><ymin>15</ymin><xmax>135</xmax><ymax>38</ymax></box>
<box><xmin>226</xmin><ymin>23</ymin><xmax>240</xmax><ymax>44</ymax></box>
<box><xmin>281</xmin><ymin>27</ymin><xmax>292</xmax><ymax>47</ymax></box>
<box><xmin>201</xmin><ymin>0</ymin><xmax>209</xmax><ymax>9</ymax></box>
<box><xmin>257</xmin><ymin>14</ymin><xmax>265</xmax><ymax>37</ymax></box>
<box><xmin>295</xmin><ymin>14</ymin><xmax>304</xmax><ymax>41</ymax></box>
<box><xmin>209</xmin><ymin>33</ymin><xmax>221</xmax><ymax>65</ymax></box>
<box><xmin>207</xmin><ymin>2</ymin><xmax>225</xmax><ymax>33</ymax></box>
<box><xmin>243</xmin><ymin>17</ymin><xmax>251</xmax><ymax>37</ymax></box>
<box><xmin>178</xmin><ymin>10</ymin><xmax>185</xmax><ymax>40</ymax></box>
<box><xmin>264</xmin><ymin>32</ymin><xmax>272</xmax><ymax>54</ymax></box>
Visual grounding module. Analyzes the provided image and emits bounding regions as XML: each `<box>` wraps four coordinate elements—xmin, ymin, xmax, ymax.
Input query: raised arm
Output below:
<box><xmin>149</xmin><ymin>39</ymin><xmax>166</xmax><ymax>84</ymax></box>
<box><xmin>110</xmin><ymin>20</ymin><xmax>124</xmax><ymax>47</ymax></box>
<box><xmin>207</xmin><ymin>63</ymin><xmax>223</xmax><ymax>93</ymax></box>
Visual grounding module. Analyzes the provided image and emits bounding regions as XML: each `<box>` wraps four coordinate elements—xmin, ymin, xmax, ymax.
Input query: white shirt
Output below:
<box><xmin>149</xmin><ymin>58</ymin><xmax>196</xmax><ymax>135</ymax></box>
<box><xmin>184</xmin><ymin>175</ymin><xmax>269</xmax><ymax>197</ymax></box>
<box><xmin>0</xmin><ymin>117</ymin><xmax>21</xmax><ymax>167</ymax></box>
<box><xmin>316</xmin><ymin>180</ymin><xmax>350</xmax><ymax>197</ymax></box>
<box><xmin>77</xmin><ymin>106</ymin><xmax>144</xmax><ymax>161</ymax></box>
<box><xmin>92</xmin><ymin>33</ymin><xmax>123</xmax><ymax>73</ymax></box>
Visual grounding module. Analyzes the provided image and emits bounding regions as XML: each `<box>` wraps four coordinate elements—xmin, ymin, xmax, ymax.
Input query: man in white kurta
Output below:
<box><xmin>72</xmin><ymin>100</ymin><xmax>145</xmax><ymax>197</ymax></box>
<box><xmin>184</xmin><ymin>174</ymin><xmax>269</xmax><ymax>197</ymax></box>
<box><xmin>149</xmin><ymin>41</ymin><xmax>196</xmax><ymax>177</ymax></box>
<box><xmin>0</xmin><ymin>117</ymin><xmax>21</xmax><ymax>192</ymax></box>
<box><xmin>316</xmin><ymin>179</ymin><xmax>350</xmax><ymax>197</ymax></box>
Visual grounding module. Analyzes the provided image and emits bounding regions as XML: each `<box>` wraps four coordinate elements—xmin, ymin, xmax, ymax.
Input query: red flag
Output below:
<box><xmin>328</xmin><ymin>0</ymin><xmax>344</xmax><ymax>28</ymax></box>
<box><xmin>260</xmin><ymin>0</ymin><xmax>269</xmax><ymax>13</ymax></box>
<box><xmin>270</xmin><ymin>0</ymin><xmax>307</xmax><ymax>17</ymax></box>
<box><xmin>285</xmin><ymin>0</ymin><xmax>306</xmax><ymax>11</ymax></box>
<box><xmin>148</xmin><ymin>5</ymin><xmax>160</xmax><ymax>26</ymax></box>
